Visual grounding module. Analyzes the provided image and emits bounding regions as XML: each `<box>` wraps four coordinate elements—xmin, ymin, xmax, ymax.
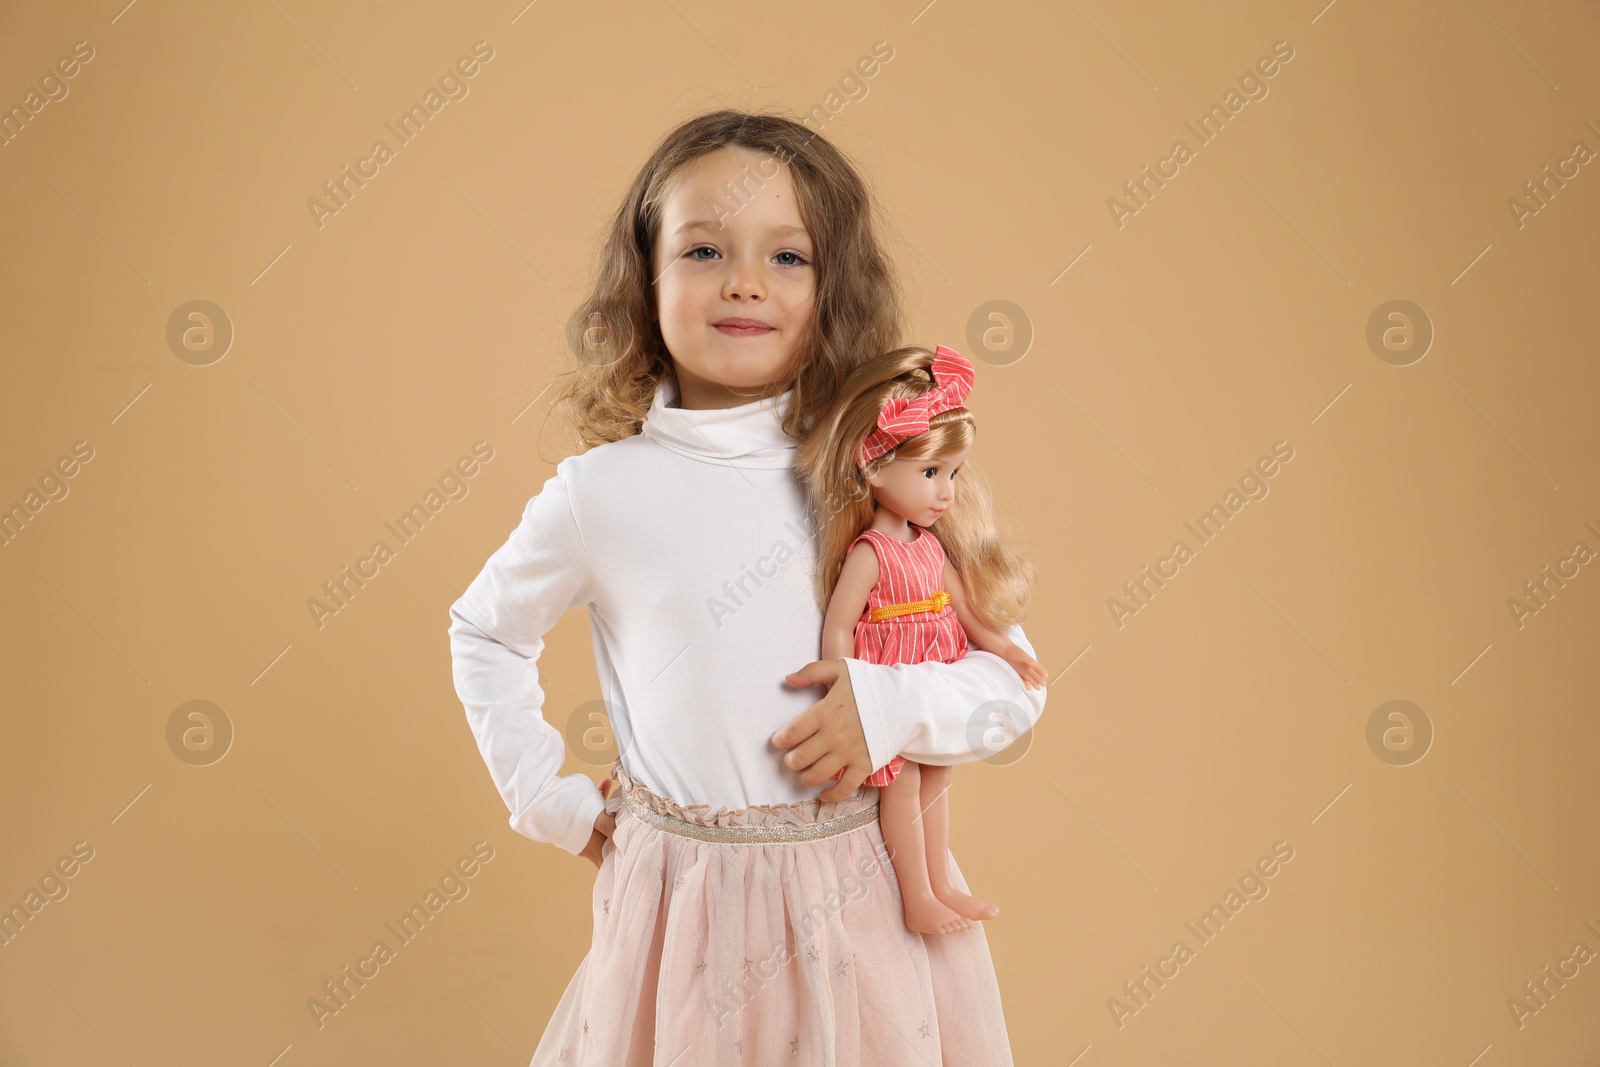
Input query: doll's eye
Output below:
<box><xmin>923</xmin><ymin>467</ymin><xmax>937</xmax><ymax>478</ymax></box>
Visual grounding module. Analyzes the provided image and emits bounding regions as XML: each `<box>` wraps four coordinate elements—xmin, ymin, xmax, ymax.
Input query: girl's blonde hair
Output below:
<box><xmin>551</xmin><ymin>108</ymin><xmax>905</xmax><ymax>448</ymax></box>
<box><xmin>793</xmin><ymin>346</ymin><xmax>1036</xmax><ymax>632</ymax></box>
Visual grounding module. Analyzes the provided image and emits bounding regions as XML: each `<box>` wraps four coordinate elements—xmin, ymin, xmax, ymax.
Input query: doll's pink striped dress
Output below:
<box><xmin>833</xmin><ymin>526</ymin><xmax>971</xmax><ymax>787</ymax></box>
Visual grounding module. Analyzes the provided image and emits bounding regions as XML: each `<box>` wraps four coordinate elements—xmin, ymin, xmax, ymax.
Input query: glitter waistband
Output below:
<box><xmin>620</xmin><ymin>787</ymin><xmax>879</xmax><ymax>844</ymax></box>
<box><xmin>609</xmin><ymin>761</ymin><xmax>881</xmax><ymax>845</ymax></box>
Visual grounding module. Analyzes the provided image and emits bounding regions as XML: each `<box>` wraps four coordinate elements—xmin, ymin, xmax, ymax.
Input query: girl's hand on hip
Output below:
<box><xmin>777</xmin><ymin>660</ymin><xmax>871</xmax><ymax>802</ymax></box>
<box><xmin>580</xmin><ymin>779</ymin><xmax>617</xmax><ymax>870</ymax></box>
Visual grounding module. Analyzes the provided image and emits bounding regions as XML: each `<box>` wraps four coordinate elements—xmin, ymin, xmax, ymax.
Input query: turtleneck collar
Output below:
<box><xmin>639</xmin><ymin>373</ymin><xmax>798</xmax><ymax>469</ymax></box>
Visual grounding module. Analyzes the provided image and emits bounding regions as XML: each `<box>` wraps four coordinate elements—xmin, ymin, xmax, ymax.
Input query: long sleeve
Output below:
<box><xmin>842</xmin><ymin>623</ymin><xmax>1046</xmax><ymax>772</ymax></box>
<box><xmin>447</xmin><ymin>463</ymin><xmax>607</xmax><ymax>856</ymax></box>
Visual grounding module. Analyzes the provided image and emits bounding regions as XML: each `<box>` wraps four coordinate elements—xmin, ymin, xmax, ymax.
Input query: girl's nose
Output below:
<box><xmin>722</xmin><ymin>261</ymin><xmax>765</xmax><ymax>302</ymax></box>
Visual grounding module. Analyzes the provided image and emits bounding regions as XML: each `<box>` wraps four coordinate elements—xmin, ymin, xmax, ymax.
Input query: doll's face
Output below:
<box><xmin>650</xmin><ymin>146</ymin><xmax>816</xmax><ymax>410</ymax></box>
<box><xmin>866</xmin><ymin>447</ymin><xmax>970</xmax><ymax>527</ymax></box>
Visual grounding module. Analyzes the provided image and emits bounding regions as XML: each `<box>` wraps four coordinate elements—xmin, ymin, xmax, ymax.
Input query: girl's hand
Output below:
<box><xmin>777</xmin><ymin>660</ymin><xmax>872</xmax><ymax>802</ymax></box>
<box><xmin>579</xmin><ymin>779</ymin><xmax>617</xmax><ymax>870</ymax></box>
<box><xmin>1003</xmin><ymin>646</ymin><xmax>1048</xmax><ymax>689</ymax></box>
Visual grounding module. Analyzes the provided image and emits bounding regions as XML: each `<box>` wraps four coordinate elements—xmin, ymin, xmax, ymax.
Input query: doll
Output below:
<box><xmin>799</xmin><ymin>344</ymin><xmax>1047</xmax><ymax>936</ymax></box>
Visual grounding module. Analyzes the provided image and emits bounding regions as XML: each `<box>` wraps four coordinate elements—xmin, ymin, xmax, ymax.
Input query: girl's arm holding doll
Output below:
<box><xmin>782</xmin><ymin>629</ymin><xmax>1047</xmax><ymax>799</ymax></box>
<box><xmin>830</xmin><ymin>618</ymin><xmax>1046</xmax><ymax>789</ymax></box>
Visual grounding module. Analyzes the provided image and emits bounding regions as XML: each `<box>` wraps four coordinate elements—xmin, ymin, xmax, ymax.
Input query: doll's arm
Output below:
<box><xmin>447</xmin><ymin>460</ymin><xmax>607</xmax><ymax>857</ymax></box>
<box><xmin>944</xmin><ymin>558</ymin><xmax>1048</xmax><ymax>689</ymax></box>
<box><xmin>821</xmin><ymin>542</ymin><xmax>878</xmax><ymax>661</ymax></box>
<box><xmin>943</xmin><ymin>557</ymin><xmax>1014</xmax><ymax>656</ymax></box>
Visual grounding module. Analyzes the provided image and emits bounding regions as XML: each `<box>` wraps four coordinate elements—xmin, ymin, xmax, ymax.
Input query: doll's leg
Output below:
<box><xmin>877</xmin><ymin>761</ymin><xmax>973</xmax><ymax>935</ymax></box>
<box><xmin>917</xmin><ymin>764</ymin><xmax>1000</xmax><ymax>921</ymax></box>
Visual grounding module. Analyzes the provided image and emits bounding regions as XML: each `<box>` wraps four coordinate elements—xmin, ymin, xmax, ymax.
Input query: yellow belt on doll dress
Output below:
<box><xmin>867</xmin><ymin>590</ymin><xmax>952</xmax><ymax>624</ymax></box>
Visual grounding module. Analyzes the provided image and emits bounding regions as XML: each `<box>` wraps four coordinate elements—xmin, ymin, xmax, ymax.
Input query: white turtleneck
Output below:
<box><xmin>448</xmin><ymin>375</ymin><xmax>1047</xmax><ymax>856</ymax></box>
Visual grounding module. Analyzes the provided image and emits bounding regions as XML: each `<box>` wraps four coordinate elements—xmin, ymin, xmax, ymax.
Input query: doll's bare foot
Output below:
<box><xmin>933</xmin><ymin>884</ymin><xmax>1000</xmax><ymax>922</ymax></box>
<box><xmin>903</xmin><ymin>892</ymin><xmax>974</xmax><ymax>935</ymax></box>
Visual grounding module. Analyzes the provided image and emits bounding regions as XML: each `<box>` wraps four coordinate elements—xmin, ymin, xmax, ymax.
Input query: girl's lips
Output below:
<box><xmin>714</xmin><ymin>324</ymin><xmax>774</xmax><ymax>337</ymax></box>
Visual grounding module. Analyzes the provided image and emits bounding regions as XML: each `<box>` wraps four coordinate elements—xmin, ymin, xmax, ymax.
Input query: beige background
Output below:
<box><xmin>2</xmin><ymin>0</ymin><xmax>1598</xmax><ymax>1063</ymax></box>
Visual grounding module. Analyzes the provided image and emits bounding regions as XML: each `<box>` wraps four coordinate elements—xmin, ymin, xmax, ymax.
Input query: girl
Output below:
<box><xmin>800</xmin><ymin>343</ymin><xmax>1047</xmax><ymax>938</ymax></box>
<box><xmin>448</xmin><ymin>109</ymin><xmax>1046</xmax><ymax>1065</ymax></box>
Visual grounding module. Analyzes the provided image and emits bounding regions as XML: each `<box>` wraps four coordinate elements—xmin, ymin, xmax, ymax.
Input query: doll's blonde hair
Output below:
<box><xmin>793</xmin><ymin>346</ymin><xmax>1036</xmax><ymax>632</ymax></box>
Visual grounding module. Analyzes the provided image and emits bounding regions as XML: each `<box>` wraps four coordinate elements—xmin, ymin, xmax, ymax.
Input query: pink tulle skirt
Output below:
<box><xmin>528</xmin><ymin>761</ymin><xmax>1015</xmax><ymax>1065</ymax></box>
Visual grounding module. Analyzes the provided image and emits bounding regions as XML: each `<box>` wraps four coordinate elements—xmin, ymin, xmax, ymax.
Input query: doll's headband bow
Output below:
<box><xmin>856</xmin><ymin>345</ymin><xmax>977</xmax><ymax>468</ymax></box>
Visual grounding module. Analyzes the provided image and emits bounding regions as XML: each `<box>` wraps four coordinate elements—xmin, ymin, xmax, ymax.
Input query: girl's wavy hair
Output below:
<box><xmin>551</xmin><ymin>108</ymin><xmax>905</xmax><ymax>447</ymax></box>
<box><xmin>793</xmin><ymin>345</ymin><xmax>1036</xmax><ymax>631</ymax></box>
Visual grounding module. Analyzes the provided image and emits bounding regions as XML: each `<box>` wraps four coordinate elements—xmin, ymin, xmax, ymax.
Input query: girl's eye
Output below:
<box><xmin>684</xmin><ymin>246</ymin><xmax>808</xmax><ymax>266</ymax></box>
